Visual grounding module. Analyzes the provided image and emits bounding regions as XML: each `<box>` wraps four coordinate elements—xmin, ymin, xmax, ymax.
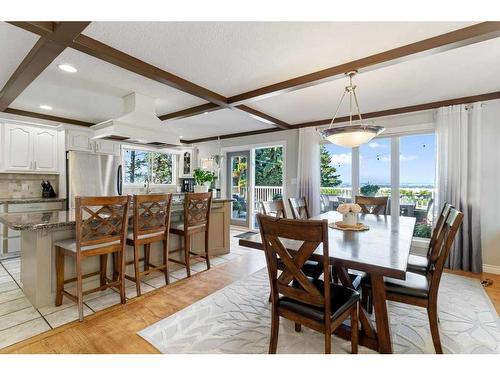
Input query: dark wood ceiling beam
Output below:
<box><xmin>185</xmin><ymin>91</ymin><xmax>500</xmax><ymax>143</ymax></box>
<box><xmin>8</xmin><ymin>21</ymin><xmax>55</xmax><ymax>37</ymax></box>
<box><xmin>158</xmin><ymin>103</ymin><xmax>220</xmax><ymax>121</ymax></box>
<box><xmin>234</xmin><ymin>105</ymin><xmax>290</xmax><ymax>130</ymax></box>
<box><xmin>3</xmin><ymin>108</ymin><xmax>94</xmax><ymax>127</ymax></box>
<box><xmin>227</xmin><ymin>22</ymin><xmax>500</xmax><ymax>105</ymax></box>
<box><xmin>0</xmin><ymin>22</ymin><xmax>90</xmax><ymax>112</ymax></box>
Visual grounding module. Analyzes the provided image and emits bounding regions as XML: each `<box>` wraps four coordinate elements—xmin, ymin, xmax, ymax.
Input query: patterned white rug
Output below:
<box><xmin>138</xmin><ymin>269</ymin><xmax>500</xmax><ymax>354</ymax></box>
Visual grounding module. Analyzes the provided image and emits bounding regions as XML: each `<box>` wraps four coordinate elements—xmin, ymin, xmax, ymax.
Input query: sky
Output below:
<box><xmin>324</xmin><ymin>134</ymin><xmax>436</xmax><ymax>187</ymax></box>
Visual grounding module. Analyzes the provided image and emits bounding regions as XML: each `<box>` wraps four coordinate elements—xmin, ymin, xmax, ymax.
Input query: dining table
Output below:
<box><xmin>238</xmin><ymin>210</ymin><xmax>416</xmax><ymax>354</ymax></box>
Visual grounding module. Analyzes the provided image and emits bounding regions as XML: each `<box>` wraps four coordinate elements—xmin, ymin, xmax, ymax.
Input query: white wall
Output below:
<box><xmin>195</xmin><ymin>129</ymin><xmax>300</xmax><ymax>204</ymax></box>
<box><xmin>479</xmin><ymin>99</ymin><xmax>500</xmax><ymax>271</ymax></box>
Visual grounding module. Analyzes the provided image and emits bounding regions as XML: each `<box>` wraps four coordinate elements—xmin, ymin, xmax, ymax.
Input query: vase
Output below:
<box><xmin>343</xmin><ymin>212</ymin><xmax>358</xmax><ymax>226</ymax></box>
<box><xmin>194</xmin><ymin>185</ymin><xmax>209</xmax><ymax>193</ymax></box>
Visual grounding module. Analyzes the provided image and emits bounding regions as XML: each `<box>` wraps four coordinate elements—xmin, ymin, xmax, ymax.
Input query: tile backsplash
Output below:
<box><xmin>0</xmin><ymin>173</ymin><xmax>59</xmax><ymax>199</ymax></box>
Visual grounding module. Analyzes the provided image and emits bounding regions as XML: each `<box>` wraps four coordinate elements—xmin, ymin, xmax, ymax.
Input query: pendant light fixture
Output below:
<box><xmin>319</xmin><ymin>71</ymin><xmax>384</xmax><ymax>148</ymax></box>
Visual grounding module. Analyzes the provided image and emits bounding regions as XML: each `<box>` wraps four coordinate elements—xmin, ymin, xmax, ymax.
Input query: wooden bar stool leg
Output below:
<box><xmin>144</xmin><ymin>243</ymin><xmax>151</xmax><ymax>271</ymax></box>
<box><xmin>75</xmin><ymin>255</ymin><xmax>84</xmax><ymax>322</ymax></box>
<box><xmin>133</xmin><ymin>243</ymin><xmax>141</xmax><ymax>297</ymax></box>
<box><xmin>99</xmin><ymin>254</ymin><xmax>107</xmax><ymax>288</ymax></box>
<box><xmin>269</xmin><ymin>306</ymin><xmax>279</xmax><ymax>354</ymax></box>
<box><xmin>55</xmin><ymin>247</ymin><xmax>64</xmax><ymax>306</ymax></box>
<box><xmin>184</xmin><ymin>234</ymin><xmax>191</xmax><ymax>277</ymax></box>
<box><xmin>204</xmin><ymin>231</ymin><xmax>210</xmax><ymax>270</ymax></box>
<box><xmin>112</xmin><ymin>252</ymin><xmax>119</xmax><ymax>282</ymax></box>
<box><xmin>119</xmin><ymin>249</ymin><xmax>126</xmax><ymax>304</ymax></box>
<box><xmin>56</xmin><ymin>247</ymin><xmax>64</xmax><ymax>306</ymax></box>
<box><xmin>163</xmin><ymin>239</ymin><xmax>170</xmax><ymax>285</ymax></box>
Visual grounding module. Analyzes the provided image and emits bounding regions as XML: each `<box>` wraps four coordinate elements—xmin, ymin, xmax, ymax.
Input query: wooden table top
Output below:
<box><xmin>239</xmin><ymin>211</ymin><xmax>416</xmax><ymax>280</ymax></box>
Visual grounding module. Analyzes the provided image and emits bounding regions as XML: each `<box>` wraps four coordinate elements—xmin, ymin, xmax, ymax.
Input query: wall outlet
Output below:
<box><xmin>21</xmin><ymin>183</ymin><xmax>29</xmax><ymax>192</ymax></box>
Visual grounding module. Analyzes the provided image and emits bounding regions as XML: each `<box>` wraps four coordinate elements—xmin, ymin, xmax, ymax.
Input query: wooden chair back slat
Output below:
<box><xmin>428</xmin><ymin>207</ymin><xmax>463</xmax><ymax>294</ymax></box>
<box><xmin>260</xmin><ymin>199</ymin><xmax>287</xmax><ymax>218</ymax></box>
<box><xmin>132</xmin><ymin>194</ymin><xmax>172</xmax><ymax>238</ymax></box>
<box><xmin>75</xmin><ymin>196</ymin><xmax>130</xmax><ymax>250</ymax></box>
<box><xmin>184</xmin><ymin>192</ymin><xmax>212</xmax><ymax>228</ymax></box>
<box><xmin>355</xmin><ymin>196</ymin><xmax>388</xmax><ymax>215</ymax></box>
<box><xmin>288</xmin><ymin>197</ymin><xmax>310</xmax><ymax>220</ymax></box>
<box><xmin>257</xmin><ymin>214</ymin><xmax>329</xmax><ymax>310</ymax></box>
<box><xmin>427</xmin><ymin>203</ymin><xmax>452</xmax><ymax>258</ymax></box>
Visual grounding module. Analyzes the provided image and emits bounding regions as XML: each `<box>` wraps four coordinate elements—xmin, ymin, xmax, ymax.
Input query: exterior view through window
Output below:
<box><xmin>124</xmin><ymin>149</ymin><xmax>174</xmax><ymax>185</ymax></box>
<box><xmin>399</xmin><ymin>134</ymin><xmax>436</xmax><ymax>238</ymax></box>
<box><xmin>320</xmin><ymin>133</ymin><xmax>436</xmax><ymax>238</ymax></box>
<box><xmin>320</xmin><ymin>144</ymin><xmax>352</xmax><ymax>212</ymax></box>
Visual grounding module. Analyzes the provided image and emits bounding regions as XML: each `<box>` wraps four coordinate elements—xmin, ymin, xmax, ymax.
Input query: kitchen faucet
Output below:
<box><xmin>144</xmin><ymin>178</ymin><xmax>151</xmax><ymax>194</ymax></box>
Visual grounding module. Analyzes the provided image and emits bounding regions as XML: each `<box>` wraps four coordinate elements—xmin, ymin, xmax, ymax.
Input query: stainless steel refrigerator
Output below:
<box><xmin>66</xmin><ymin>151</ymin><xmax>123</xmax><ymax>209</ymax></box>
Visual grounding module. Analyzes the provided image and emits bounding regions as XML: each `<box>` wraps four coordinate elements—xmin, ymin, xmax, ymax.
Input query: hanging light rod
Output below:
<box><xmin>319</xmin><ymin>71</ymin><xmax>384</xmax><ymax>148</ymax></box>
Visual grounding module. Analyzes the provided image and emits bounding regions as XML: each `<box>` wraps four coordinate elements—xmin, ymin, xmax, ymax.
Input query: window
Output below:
<box><xmin>399</xmin><ymin>134</ymin><xmax>436</xmax><ymax>238</ymax></box>
<box><xmin>124</xmin><ymin>148</ymin><xmax>175</xmax><ymax>185</ymax></box>
<box><xmin>320</xmin><ymin>144</ymin><xmax>352</xmax><ymax>212</ymax></box>
<box><xmin>360</xmin><ymin>138</ymin><xmax>391</xmax><ymax>198</ymax></box>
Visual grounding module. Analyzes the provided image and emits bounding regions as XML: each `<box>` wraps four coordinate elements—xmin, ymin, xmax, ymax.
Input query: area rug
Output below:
<box><xmin>138</xmin><ymin>268</ymin><xmax>500</xmax><ymax>354</ymax></box>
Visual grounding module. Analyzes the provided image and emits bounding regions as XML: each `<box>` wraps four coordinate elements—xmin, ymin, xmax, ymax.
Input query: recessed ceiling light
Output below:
<box><xmin>179</xmin><ymin>135</ymin><xmax>184</xmax><ymax>138</ymax></box>
<box><xmin>203</xmin><ymin>111</ymin><xmax>209</xmax><ymax>115</ymax></box>
<box><xmin>39</xmin><ymin>104</ymin><xmax>53</xmax><ymax>111</ymax></box>
<box><xmin>58</xmin><ymin>64</ymin><xmax>77</xmax><ymax>73</ymax></box>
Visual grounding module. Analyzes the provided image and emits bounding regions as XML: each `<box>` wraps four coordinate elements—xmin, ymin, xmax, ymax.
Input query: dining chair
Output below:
<box><xmin>257</xmin><ymin>213</ymin><xmax>359</xmax><ymax>354</ymax></box>
<box><xmin>407</xmin><ymin>203</ymin><xmax>452</xmax><ymax>275</ymax></box>
<box><xmin>54</xmin><ymin>195</ymin><xmax>131</xmax><ymax>321</ymax></box>
<box><xmin>125</xmin><ymin>194</ymin><xmax>173</xmax><ymax>296</ymax></box>
<box><xmin>169</xmin><ymin>192</ymin><xmax>212</xmax><ymax>277</ymax></box>
<box><xmin>361</xmin><ymin>207</ymin><xmax>463</xmax><ymax>353</ymax></box>
<box><xmin>288</xmin><ymin>197</ymin><xmax>310</xmax><ymax>220</ymax></box>
<box><xmin>355</xmin><ymin>196</ymin><xmax>388</xmax><ymax>215</ymax></box>
<box><xmin>260</xmin><ymin>199</ymin><xmax>287</xmax><ymax>218</ymax></box>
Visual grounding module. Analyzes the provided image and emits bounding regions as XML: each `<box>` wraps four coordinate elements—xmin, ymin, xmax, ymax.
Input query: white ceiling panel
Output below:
<box><xmin>250</xmin><ymin>37</ymin><xmax>500</xmax><ymax>124</ymax></box>
<box><xmin>165</xmin><ymin>108</ymin><xmax>275</xmax><ymax>140</ymax></box>
<box><xmin>0</xmin><ymin>22</ymin><xmax>39</xmax><ymax>89</ymax></box>
<box><xmin>83</xmin><ymin>22</ymin><xmax>475</xmax><ymax>97</ymax></box>
<box><xmin>11</xmin><ymin>48</ymin><xmax>206</xmax><ymax>123</ymax></box>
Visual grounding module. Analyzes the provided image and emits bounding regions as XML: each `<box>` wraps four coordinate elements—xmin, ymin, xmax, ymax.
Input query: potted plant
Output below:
<box><xmin>337</xmin><ymin>203</ymin><xmax>362</xmax><ymax>226</ymax></box>
<box><xmin>193</xmin><ymin>168</ymin><xmax>216</xmax><ymax>193</ymax></box>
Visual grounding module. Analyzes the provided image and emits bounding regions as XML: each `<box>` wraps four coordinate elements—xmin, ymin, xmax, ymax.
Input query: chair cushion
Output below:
<box><xmin>361</xmin><ymin>271</ymin><xmax>430</xmax><ymax>299</ymax></box>
<box><xmin>127</xmin><ymin>230</ymin><xmax>164</xmax><ymax>240</ymax></box>
<box><xmin>279</xmin><ymin>280</ymin><xmax>359</xmax><ymax>322</ymax></box>
<box><xmin>170</xmin><ymin>222</ymin><xmax>205</xmax><ymax>233</ymax></box>
<box><xmin>54</xmin><ymin>238</ymin><xmax>120</xmax><ymax>252</ymax></box>
<box><xmin>277</xmin><ymin>259</ymin><xmax>323</xmax><ymax>279</ymax></box>
<box><xmin>407</xmin><ymin>254</ymin><xmax>429</xmax><ymax>275</ymax></box>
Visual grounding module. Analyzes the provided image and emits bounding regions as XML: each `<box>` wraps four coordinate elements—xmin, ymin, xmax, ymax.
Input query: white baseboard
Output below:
<box><xmin>483</xmin><ymin>264</ymin><xmax>500</xmax><ymax>275</ymax></box>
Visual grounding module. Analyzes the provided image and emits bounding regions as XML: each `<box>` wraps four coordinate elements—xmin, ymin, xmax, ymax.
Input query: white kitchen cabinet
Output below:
<box><xmin>2</xmin><ymin>123</ymin><xmax>59</xmax><ymax>173</ymax></box>
<box><xmin>95</xmin><ymin>140</ymin><xmax>121</xmax><ymax>156</ymax></box>
<box><xmin>32</xmin><ymin>128</ymin><xmax>58</xmax><ymax>172</ymax></box>
<box><xmin>66</xmin><ymin>129</ymin><xmax>93</xmax><ymax>152</ymax></box>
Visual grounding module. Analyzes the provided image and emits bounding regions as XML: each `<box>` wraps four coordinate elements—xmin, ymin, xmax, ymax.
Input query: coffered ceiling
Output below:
<box><xmin>1</xmin><ymin>21</ymin><xmax>499</xmax><ymax>142</ymax></box>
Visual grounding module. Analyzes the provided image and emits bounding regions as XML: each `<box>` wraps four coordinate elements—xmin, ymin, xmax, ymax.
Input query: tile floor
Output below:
<box><xmin>0</xmin><ymin>228</ymin><xmax>253</xmax><ymax>349</ymax></box>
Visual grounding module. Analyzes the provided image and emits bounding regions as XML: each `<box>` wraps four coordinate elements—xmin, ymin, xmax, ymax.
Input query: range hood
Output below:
<box><xmin>91</xmin><ymin>92</ymin><xmax>181</xmax><ymax>147</ymax></box>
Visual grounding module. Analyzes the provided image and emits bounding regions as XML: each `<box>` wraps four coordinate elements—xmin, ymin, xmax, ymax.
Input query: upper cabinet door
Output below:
<box><xmin>32</xmin><ymin>128</ymin><xmax>58</xmax><ymax>172</ymax></box>
<box><xmin>3</xmin><ymin>124</ymin><xmax>33</xmax><ymax>171</ymax></box>
<box><xmin>66</xmin><ymin>130</ymin><xmax>93</xmax><ymax>152</ymax></box>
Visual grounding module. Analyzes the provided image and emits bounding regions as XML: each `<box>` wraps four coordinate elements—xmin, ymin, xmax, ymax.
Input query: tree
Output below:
<box><xmin>151</xmin><ymin>152</ymin><xmax>172</xmax><ymax>184</ymax></box>
<box><xmin>255</xmin><ymin>147</ymin><xmax>283</xmax><ymax>186</ymax></box>
<box><xmin>320</xmin><ymin>145</ymin><xmax>342</xmax><ymax>187</ymax></box>
<box><xmin>125</xmin><ymin>150</ymin><xmax>148</xmax><ymax>183</ymax></box>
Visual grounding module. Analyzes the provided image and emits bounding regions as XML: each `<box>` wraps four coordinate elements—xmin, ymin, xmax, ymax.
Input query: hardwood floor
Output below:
<box><xmin>1</xmin><ymin>247</ymin><xmax>498</xmax><ymax>354</ymax></box>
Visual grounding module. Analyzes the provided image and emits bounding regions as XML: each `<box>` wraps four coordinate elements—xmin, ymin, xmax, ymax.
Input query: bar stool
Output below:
<box><xmin>54</xmin><ymin>195</ymin><xmax>131</xmax><ymax>322</ymax></box>
<box><xmin>125</xmin><ymin>193</ymin><xmax>173</xmax><ymax>297</ymax></box>
<box><xmin>169</xmin><ymin>192</ymin><xmax>212</xmax><ymax>277</ymax></box>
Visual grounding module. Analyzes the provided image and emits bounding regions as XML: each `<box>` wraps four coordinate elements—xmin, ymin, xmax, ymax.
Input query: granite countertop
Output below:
<box><xmin>0</xmin><ymin>198</ymin><xmax>233</xmax><ymax>231</ymax></box>
<box><xmin>0</xmin><ymin>197</ymin><xmax>67</xmax><ymax>204</ymax></box>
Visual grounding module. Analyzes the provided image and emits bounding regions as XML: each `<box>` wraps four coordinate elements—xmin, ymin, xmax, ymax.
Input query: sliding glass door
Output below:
<box><xmin>227</xmin><ymin>151</ymin><xmax>250</xmax><ymax>227</ymax></box>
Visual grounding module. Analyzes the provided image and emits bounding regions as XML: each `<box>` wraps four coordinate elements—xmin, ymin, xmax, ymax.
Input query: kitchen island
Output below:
<box><xmin>0</xmin><ymin>198</ymin><xmax>232</xmax><ymax>308</ymax></box>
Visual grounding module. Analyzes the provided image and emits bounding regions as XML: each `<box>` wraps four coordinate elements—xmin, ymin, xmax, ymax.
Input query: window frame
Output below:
<box><xmin>122</xmin><ymin>146</ymin><xmax>177</xmax><ymax>187</ymax></box>
<box><xmin>319</xmin><ymin>125</ymin><xmax>436</xmax><ymax>242</ymax></box>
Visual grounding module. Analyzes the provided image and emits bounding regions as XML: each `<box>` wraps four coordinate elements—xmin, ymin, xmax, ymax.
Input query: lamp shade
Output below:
<box><xmin>320</xmin><ymin>125</ymin><xmax>385</xmax><ymax>148</ymax></box>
